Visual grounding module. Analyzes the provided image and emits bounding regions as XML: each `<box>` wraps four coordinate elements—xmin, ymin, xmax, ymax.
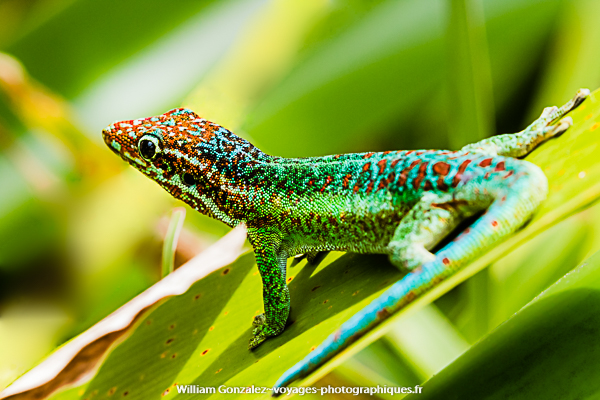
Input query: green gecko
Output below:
<box><xmin>102</xmin><ymin>89</ymin><xmax>589</xmax><ymax>388</ymax></box>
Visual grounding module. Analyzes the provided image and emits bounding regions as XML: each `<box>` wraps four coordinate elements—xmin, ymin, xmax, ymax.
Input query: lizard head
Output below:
<box><xmin>102</xmin><ymin>108</ymin><xmax>240</xmax><ymax>223</ymax></box>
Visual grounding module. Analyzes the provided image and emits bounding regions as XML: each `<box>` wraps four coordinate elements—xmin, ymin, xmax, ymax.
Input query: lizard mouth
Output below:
<box><xmin>101</xmin><ymin>127</ymin><xmax>121</xmax><ymax>156</ymax></box>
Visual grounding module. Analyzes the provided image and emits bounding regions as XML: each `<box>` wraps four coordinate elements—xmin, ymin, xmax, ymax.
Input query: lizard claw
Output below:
<box><xmin>248</xmin><ymin>314</ymin><xmax>285</xmax><ymax>349</ymax></box>
<box><xmin>252</xmin><ymin>313</ymin><xmax>266</xmax><ymax>327</ymax></box>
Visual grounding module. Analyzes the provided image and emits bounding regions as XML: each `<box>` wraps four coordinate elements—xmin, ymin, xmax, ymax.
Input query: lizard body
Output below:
<box><xmin>102</xmin><ymin>89</ymin><xmax>588</xmax><ymax>389</ymax></box>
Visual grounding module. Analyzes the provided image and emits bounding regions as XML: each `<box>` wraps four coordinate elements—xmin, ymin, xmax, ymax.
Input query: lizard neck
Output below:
<box><xmin>192</xmin><ymin>131</ymin><xmax>281</xmax><ymax>227</ymax></box>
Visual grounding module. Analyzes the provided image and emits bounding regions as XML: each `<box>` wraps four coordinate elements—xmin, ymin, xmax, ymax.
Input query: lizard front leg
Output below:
<box><xmin>247</xmin><ymin>228</ymin><xmax>290</xmax><ymax>349</ymax></box>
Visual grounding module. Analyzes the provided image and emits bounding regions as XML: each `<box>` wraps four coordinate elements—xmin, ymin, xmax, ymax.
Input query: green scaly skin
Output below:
<box><xmin>102</xmin><ymin>89</ymin><xmax>589</xmax><ymax>389</ymax></box>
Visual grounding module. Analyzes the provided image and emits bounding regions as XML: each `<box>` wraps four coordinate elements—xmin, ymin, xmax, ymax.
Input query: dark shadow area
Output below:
<box><xmin>189</xmin><ymin>252</ymin><xmax>404</xmax><ymax>393</ymax></box>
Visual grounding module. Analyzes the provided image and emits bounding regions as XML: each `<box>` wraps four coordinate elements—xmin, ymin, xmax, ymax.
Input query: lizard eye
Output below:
<box><xmin>182</xmin><ymin>172</ymin><xmax>196</xmax><ymax>186</ymax></box>
<box><xmin>138</xmin><ymin>135</ymin><xmax>161</xmax><ymax>161</ymax></box>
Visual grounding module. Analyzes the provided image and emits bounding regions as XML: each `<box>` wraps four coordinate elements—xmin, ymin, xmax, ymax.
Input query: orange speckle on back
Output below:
<box><xmin>433</xmin><ymin>162</ymin><xmax>450</xmax><ymax>176</ymax></box>
<box><xmin>592</xmin><ymin>122</ymin><xmax>600</xmax><ymax>131</ymax></box>
<box><xmin>479</xmin><ymin>158</ymin><xmax>492</xmax><ymax>167</ymax></box>
<box><xmin>377</xmin><ymin>159</ymin><xmax>387</xmax><ymax>174</ymax></box>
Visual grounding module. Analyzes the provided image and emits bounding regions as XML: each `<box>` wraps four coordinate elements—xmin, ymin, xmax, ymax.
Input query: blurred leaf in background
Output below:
<box><xmin>0</xmin><ymin>0</ymin><xmax>599</xmax><ymax>398</ymax></box>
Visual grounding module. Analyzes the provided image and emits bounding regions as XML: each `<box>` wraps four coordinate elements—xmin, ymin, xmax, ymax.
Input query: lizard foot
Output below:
<box><xmin>249</xmin><ymin>317</ymin><xmax>285</xmax><ymax>349</ymax></box>
<box><xmin>252</xmin><ymin>313</ymin><xmax>266</xmax><ymax>327</ymax></box>
<box><xmin>545</xmin><ymin>116</ymin><xmax>573</xmax><ymax>139</ymax></box>
<box><xmin>387</xmin><ymin>241</ymin><xmax>436</xmax><ymax>271</ymax></box>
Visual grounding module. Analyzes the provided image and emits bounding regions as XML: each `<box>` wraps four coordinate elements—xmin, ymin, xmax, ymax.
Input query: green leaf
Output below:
<box><xmin>410</xmin><ymin>248</ymin><xmax>600</xmax><ymax>400</ymax></box>
<box><xmin>162</xmin><ymin>208</ymin><xmax>186</xmax><ymax>278</ymax></box>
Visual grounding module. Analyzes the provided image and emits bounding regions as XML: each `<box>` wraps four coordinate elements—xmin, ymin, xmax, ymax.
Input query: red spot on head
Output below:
<box><xmin>442</xmin><ymin>257</ymin><xmax>450</xmax><ymax>266</ymax></box>
<box><xmin>491</xmin><ymin>220</ymin><xmax>498</xmax><ymax>227</ymax></box>
<box><xmin>423</xmin><ymin>180</ymin><xmax>433</xmax><ymax>191</ymax></box>
<box><xmin>377</xmin><ymin>159</ymin><xmax>387</xmax><ymax>174</ymax></box>
<box><xmin>362</xmin><ymin>162</ymin><xmax>371</xmax><ymax>172</ymax></box>
<box><xmin>363</xmin><ymin>152</ymin><xmax>374</xmax><ymax>159</ymax></box>
<box><xmin>495</xmin><ymin>161</ymin><xmax>506</xmax><ymax>171</ymax></box>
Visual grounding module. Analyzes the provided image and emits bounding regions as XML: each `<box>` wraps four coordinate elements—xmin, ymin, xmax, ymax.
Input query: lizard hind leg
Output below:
<box><xmin>273</xmin><ymin>163</ymin><xmax>548</xmax><ymax>390</ymax></box>
<box><xmin>387</xmin><ymin>192</ymin><xmax>468</xmax><ymax>271</ymax></box>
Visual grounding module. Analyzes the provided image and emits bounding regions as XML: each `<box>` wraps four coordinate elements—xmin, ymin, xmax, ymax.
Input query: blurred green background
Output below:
<box><xmin>1</xmin><ymin>0</ymin><xmax>600</xmax><ymax>397</ymax></box>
